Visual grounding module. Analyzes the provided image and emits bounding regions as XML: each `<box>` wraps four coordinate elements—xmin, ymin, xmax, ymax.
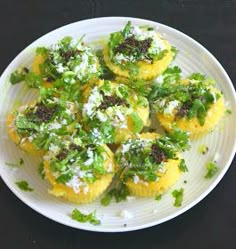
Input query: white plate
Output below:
<box><xmin>0</xmin><ymin>17</ymin><xmax>235</xmax><ymax>232</ymax></box>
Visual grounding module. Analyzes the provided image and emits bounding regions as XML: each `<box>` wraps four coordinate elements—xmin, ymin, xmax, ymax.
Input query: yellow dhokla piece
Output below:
<box><xmin>126</xmin><ymin>159</ymin><xmax>181</xmax><ymax>197</ymax></box>
<box><xmin>44</xmin><ymin>145</ymin><xmax>115</xmax><ymax>204</ymax></box>
<box><xmin>82</xmin><ymin>80</ymin><xmax>150</xmax><ymax>143</ymax></box>
<box><xmin>156</xmin><ymin>87</ymin><xmax>225</xmax><ymax>140</ymax></box>
<box><xmin>103</xmin><ymin>34</ymin><xmax>173</xmax><ymax>81</ymax></box>
<box><xmin>6</xmin><ymin>111</ymin><xmax>45</xmax><ymax>156</ymax></box>
<box><xmin>118</xmin><ymin>133</ymin><xmax>181</xmax><ymax>197</ymax></box>
<box><xmin>32</xmin><ymin>54</ymin><xmax>53</xmax><ymax>88</ymax></box>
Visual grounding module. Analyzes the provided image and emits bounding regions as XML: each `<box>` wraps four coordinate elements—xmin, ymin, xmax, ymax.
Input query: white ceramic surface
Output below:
<box><xmin>0</xmin><ymin>17</ymin><xmax>235</xmax><ymax>232</ymax></box>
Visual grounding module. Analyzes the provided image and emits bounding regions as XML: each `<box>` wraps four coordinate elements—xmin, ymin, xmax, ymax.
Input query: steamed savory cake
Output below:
<box><xmin>153</xmin><ymin>74</ymin><xmax>225</xmax><ymax>139</ymax></box>
<box><xmin>103</xmin><ymin>21</ymin><xmax>174</xmax><ymax>81</ymax></box>
<box><xmin>115</xmin><ymin>130</ymin><xmax>189</xmax><ymax>197</ymax></box>
<box><xmin>10</xmin><ymin>36</ymin><xmax>101</xmax><ymax>88</ymax></box>
<box><xmin>81</xmin><ymin>80</ymin><xmax>149</xmax><ymax>143</ymax></box>
<box><xmin>6</xmin><ymin>88</ymin><xmax>80</xmax><ymax>155</ymax></box>
<box><xmin>43</xmin><ymin>135</ymin><xmax>115</xmax><ymax>204</ymax></box>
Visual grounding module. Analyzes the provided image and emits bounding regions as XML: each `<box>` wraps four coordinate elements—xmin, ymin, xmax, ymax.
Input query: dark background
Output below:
<box><xmin>0</xmin><ymin>0</ymin><xmax>236</xmax><ymax>248</ymax></box>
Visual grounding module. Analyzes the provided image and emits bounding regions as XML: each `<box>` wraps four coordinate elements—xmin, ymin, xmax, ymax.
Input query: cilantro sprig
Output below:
<box><xmin>172</xmin><ymin>188</ymin><xmax>184</xmax><ymax>207</ymax></box>
<box><xmin>15</xmin><ymin>180</ymin><xmax>33</xmax><ymax>192</ymax></box>
<box><xmin>71</xmin><ymin>209</ymin><xmax>101</xmax><ymax>225</ymax></box>
<box><xmin>205</xmin><ymin>161</ymin><xmax>218</xmax><ymax>179</ymax></box>
<box><xmin>101</xmin><ymin>183</ymin><xmax>129</xmax><ymax>206</ymax></box>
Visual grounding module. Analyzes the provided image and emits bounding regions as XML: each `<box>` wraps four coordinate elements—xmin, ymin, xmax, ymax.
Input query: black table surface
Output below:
<box><xmin>1</xmin><ymin>1</ymin><xmax>236</xmax><ymax>248</ymax></box>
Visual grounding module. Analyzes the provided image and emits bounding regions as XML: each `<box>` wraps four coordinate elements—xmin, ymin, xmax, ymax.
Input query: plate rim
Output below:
<box><xmin>0</xmin><ymin>16</ymin><xmax>236</xmax><ymax>233</ymax></box>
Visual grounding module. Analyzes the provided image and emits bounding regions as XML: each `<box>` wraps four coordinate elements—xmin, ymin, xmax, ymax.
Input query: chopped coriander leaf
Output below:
<box><xmin>155</xmin><ymin>49</ymin><xmax>168</xmax><ymax>60</ymax></box>
<box><xmin>10</xmin><ymin>67</ymin><xmax>29</xmax><ymax>85</ymax></box>
<box><xmin>149</xmin><ymin>66</ymin><xmax>182</xmax><ymax>100</ymax></box>
<box><xmin>122</xmin><ymin>21</ymin><xmax>132</xmax><ymax>36</ymax></box>
<box><xmin>101</xmin><ymin>192</ymin><xmax>113</xmax><ymax>206</ymax></box>
<box><xmin>15</xmin><ymin>115</ymin><xmax>39</xmax><ymax>131</ymax></box>
<box><xmin>71</xmin><ymin>209</ymin><xmax>101</xmax><ymax>225</ymax></box>
<box><xmin>167</xmin><ymin>128</ymin><xmax>190</xmax><ymax>151</ymax></box>
<box><xmin>198</xmin><ymin>144</ymin><xmax>208</xmax><ymax>155</ymax></box>
<box><xmin>96</xmin><ymin>49</ymin><xmax>115</xmax><ymax>80</ymax></box>
<box><xmin>187</xmin><ymin>99</ymin><xmax>206</xmax><ymax>125</ymax></box>
<box><xmin>111</xmin><ymin>183</ymin><xmax>130</xmax><ymax>202</ymax></box>
<box><xmin>36</xmin><ymin>47</ymin><xmax>48</xmax><ymax>55</ymax></box>
<box><xmin>205</xmin><ymin>161</ymin><xmax>218</xmax><ymax>179</ymax></box>
<box><xmin>225</xmin><ymin>109</ymin><xmax>232</xmax><ymax>115</ymax></box>
<box><xmin>24</xmin><ymin>72</ymin><xmax>43</xmax><ymax>88</ymax></box>
<box><xmin>178</xmin><ymin>159</ymin><xmax>188</xmax><ymax>172</ymax></box>
<box><xmin>171</xmin><ymin>46</ymin><xmax>178</xmax><ymax>60</ymax></box>
<box><xmin>155</xmin><ymin>194</ymin><xmax>162</xmax><ymax>201</ymax></box>
<box><xmin>101</xmin><ymin>182</ymin><xmax>129</xmax><ymax>206</ymax></box>
<box><xmin>129</xmin><ymin>79</ymin><xmax>151</xmax><ymax>97</ymax></box>
<box><xmin>129</xmin><ymin>112</ymin><xmax>143</xmax><ymax>133</ymax></box>
<box><xmin>15</xmin><ymin>180</ymin><xmax>33</xmax><ymax>192</ymax></box>
<box><xmin>38</xmin><ymin>162</ymin><xmax>45</xmax><ymax>179</ymax></box>
<box><xmin>189</xmin><ymin>73</ymin><xmax>205</xmax><ymax>81</ymax></box>
<box><xmin>56</xmin><ymin>172</ymin><xmax>73</xmax><ymax>184</ymax></box>
<box><xmin>19</xmin><ymin>158</ymin><xmax>24</xmax><ymax>165</ymax></box>
<box><xmin>172</xmin><ymin>188</ymin><xmax>184</xmax><ymax>207</ymax></box>
<box><xmin>121</xmin><ymin>62</ymin><xmax>139</xmax><ymax>78</ymax></box>
<box><xmin>10</xmin><ymin>68</ymin><xmax>43</xmax><ymax>88</ymax></box>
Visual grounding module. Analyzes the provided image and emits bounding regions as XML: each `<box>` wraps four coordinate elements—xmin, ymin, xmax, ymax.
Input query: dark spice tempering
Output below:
<box><xmin>98</xmin><ymin>91</ymin><xmax>129</xmax><ymax>110</ymax></box>
<box><xmin>115</xmin><ymin>36</ymin><xmax>152</xmax><ymax>59</ymax></box>
<box><xmin>150</xmin><ymin>144</ymin><xmax>166</xmax><ymax>164</ymax></box>
<box><xmin>59</xmin><ymin>49</ymin><xmax>81</xmax><ymax>63</ymax></box>
<box><xmin>34</xmin><ymin>103</ymin><xmax>57</xmax><ymax>123</ymax></box>
<box><xmin>69</xmin><ymin>143</ymin><xmax>83</xmax><ymax>151</ymax></box>
<box><xmin>176</xmin><ymin>102</ymin><xmax>191</xmax><ymax>118</ymax></box>
<box><xmin>45</xmin><ymin>76</ymin><xmax>55</xmax><ymax>82</ymax></box>
<box><xmin>56</xmin><ymin>148</ymin><xmax>68</xmax><ymax>161</ymax></box>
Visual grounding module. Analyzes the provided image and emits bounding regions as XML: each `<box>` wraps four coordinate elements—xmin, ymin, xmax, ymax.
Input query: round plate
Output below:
<box><xmin>0</xmin><ymin>17</ymin><xmax>235</xmax><ymax>232</ymax></box>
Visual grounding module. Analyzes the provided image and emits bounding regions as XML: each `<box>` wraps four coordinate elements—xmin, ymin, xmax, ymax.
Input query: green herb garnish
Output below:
<box><xmin>171</xmin><ymin>46</ymin><xmax>179</xmax><ymax>60</ymax></box>
<box><xmin>96</xmin><ymin>49</ymin><xmax>115</xmax><ymax>80</ymax></box>
<box><xmin>101</xmin><ymin>183</ymin><xmax>129</xmax><ymax>206</ymax></box>
<box><xmin>15</xmin><ymin>180</ymin><xmax>33</xmax><ymax>192</ymax></box>
<box><xmin>19</xmin><ymin>158</ymin><xmax>24</xmax><ymax>165</ymax></box>
<box><xmin>38</xmin><ymin>162</ymin><xmax>45</xmax><ymax>179</ymax></box>
<box><xmin>225</xmin><ymin>109</ymin><xmax>232</xmax><ymax>115</ymax></box>
<box><xmin>178</xmin><ymin>159</ymin><xmax>188</xmax><ymax>172</ymax></box>
<box><xmin>129</xmin><ymin>112</ymin><xmax>143</xmax><ymax>133</ymax></box>
<box><xmin>172</xmin><ymin>188</ymin><xmax>184</xmax><ymax>207</ymax></box>
<box><xmin>205</xmin><ymin>161</ymin><xmax>218</xmax><ymax>179</ymax></box>
<box><xmin>10</xmin><ymin>67</ymin><xmax>29</xmax><ymax>85</ymax></box>
<box><xmin>155</xmin><ymin>194</ymin><xmax>162</xmax><ymax>201</ymax></box>
<box><xmin>71</xmin><ymin>209</ymin><xmax>101</xmax><ymax>225</ymax></box>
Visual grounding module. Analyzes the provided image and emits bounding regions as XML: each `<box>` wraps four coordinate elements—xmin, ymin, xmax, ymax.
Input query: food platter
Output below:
<box><xmin>0</xmin><ymin>17</ymin><xmax>235</xmax><ymax>232</ymax></box>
